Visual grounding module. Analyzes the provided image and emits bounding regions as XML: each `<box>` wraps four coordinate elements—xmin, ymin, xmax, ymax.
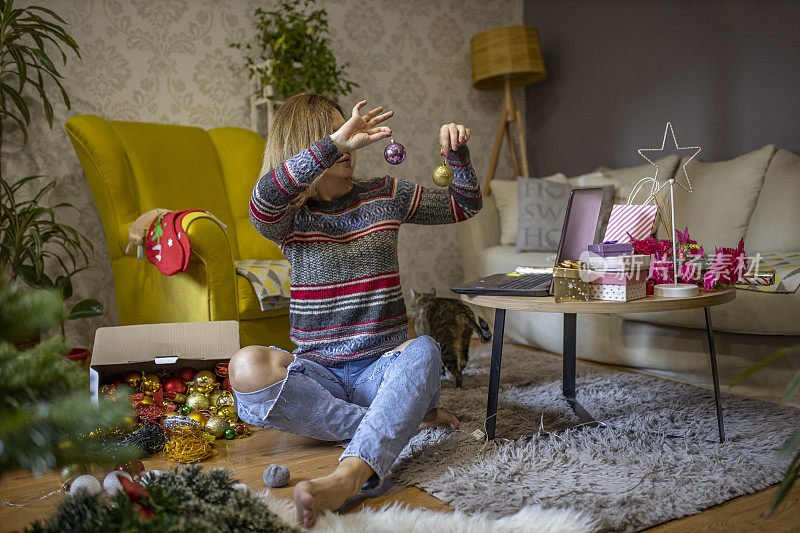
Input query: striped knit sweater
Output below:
<box><xmin>249</xmin><ymin>135</ymin><xmax>482</xmax><ymax>365</ymax></box>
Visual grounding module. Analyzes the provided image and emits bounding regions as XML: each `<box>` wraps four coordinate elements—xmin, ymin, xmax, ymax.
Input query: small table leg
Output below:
<box><xmin>704</xmin><ymin>307</ymin><xmax>725</xmax><ymax>443</ymax></box>
<box><xmin>563</xmin><ymin>313</ymin><xmax>599</xmax><ymax>426</ymax></box>
<box><xmin>485</xmin><ymin>309</ymin><xmax>506</xmax><ymax>440</ymax></box>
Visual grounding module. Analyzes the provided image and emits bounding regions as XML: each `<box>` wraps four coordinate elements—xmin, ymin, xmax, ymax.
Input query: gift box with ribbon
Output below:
<box><xmin>587</xmin><ymin>240</ymin><xmax>634</xmax><ymax>257</ymax></box>
<box><xmin>553</xmin><ymin>260</ymin><xmax>590</xmax><ymax>303</ymax></box>
<box><xmin>589</xmin><ymin>282</ymin><xmax>647</xmax><ymax>302</ymax></box>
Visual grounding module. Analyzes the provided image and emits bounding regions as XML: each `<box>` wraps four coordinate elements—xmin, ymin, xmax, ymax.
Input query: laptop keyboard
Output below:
<box><xmin>495</xmin><ymin>273</ymin><xmax>552</xmax><ymax>289</ymax></box>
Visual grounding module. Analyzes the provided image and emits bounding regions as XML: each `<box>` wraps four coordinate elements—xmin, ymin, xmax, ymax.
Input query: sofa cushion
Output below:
<box><xmin>596</xmin><ymin>155</ymin><xmax>680</xmax><ymax>204</ymax></box>
<box><xmin>491</xmin><ymin>174</ymin><xmax>567</xmax><ymax>246</ymax></box>
<box><xmin>660</xmin><ymin>145</ymin><xmax>774</xmax><ymax>248</ymax></box>
<box><xmin>516</xmin><ymin>177</ymin><xmax>573</xmax><ymax>252</ymax></box>
<box><xmin>745</xmin><ymin>149</ymin><xmax>800</xmax><ymax>253</ymax></box>
<box><xmin>237</xmin><ymin>274</ymin><xmax>290</xmax><ymax>321</ymax></box>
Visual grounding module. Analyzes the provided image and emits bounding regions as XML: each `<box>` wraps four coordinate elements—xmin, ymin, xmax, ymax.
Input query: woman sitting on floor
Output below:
<box><xmin>228</xmin><ymin>93</ymin><xmax>481</xmax><ymax>527</ymax></box>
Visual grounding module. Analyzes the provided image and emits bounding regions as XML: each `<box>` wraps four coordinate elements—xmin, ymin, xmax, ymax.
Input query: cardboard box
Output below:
<box><xmin>90</xmin><ymin>321</ymin><xmax>240</xmax><ymax>402</ymax></box>
<box><xmin>589</xmin><ymin>282</ymin><xmax>647</xmax><ymax>302</ymax></box>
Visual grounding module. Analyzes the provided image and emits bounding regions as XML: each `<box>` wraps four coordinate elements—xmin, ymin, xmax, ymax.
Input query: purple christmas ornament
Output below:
<box><xmin>384</xmin><ymin>139</ymin><xmax>406</xmax><ymax>165</ymax></box>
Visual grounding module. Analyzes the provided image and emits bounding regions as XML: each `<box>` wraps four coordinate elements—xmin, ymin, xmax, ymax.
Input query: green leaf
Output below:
<box><xmin>766</xmin><ymin>452</ymin><xmax>800</xmax><ymax>517</ymax></box>
<box><xmin>67</xmin><ymin>299</ymin><xmax>103</xmax><ymax>320</ymax></box>
<box><xmin>15</xmin><ymin>264</ymin><xmax>53</xmax><ymax>289</ymax></box>
<box><xmin>55</xmin><ymin>274</ymin><xmax>73</xmax><ymax>299</ymax></box>
<box><xmin>732</xmin><ymin>345</ymin><xmax>800</xmax><ymax>387</ymax></box>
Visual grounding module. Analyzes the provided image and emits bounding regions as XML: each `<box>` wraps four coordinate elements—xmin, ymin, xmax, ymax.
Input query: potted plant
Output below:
<box><xmin>231</xmin><ymin>0</ymin><xmax>359</xmax><ymax>103</ymax></box>
<box><xmin>0</xmin><ymin>0</ymin><xmax>102</xmax><ymax>352</ymax></box>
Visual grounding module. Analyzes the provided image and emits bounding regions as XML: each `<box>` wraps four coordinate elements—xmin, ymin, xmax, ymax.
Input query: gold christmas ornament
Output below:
<box><xmin>188</xmin><ymin>411</ymin><xmax>207</xmax><ymax>427</ymax></box>
<box><xmin>185</xmin><ymin>392</ymin><xmax>210</xmax><ymax>411</ymax></box>
<box><xmin>217</xmin><ymin>404</ymin><xmax>239</xmax><ymax>423</ymax></box>
<box><xmin>204</xmin><ymin>415</ymin><xmax>229</xmax><ymax>438</ymax></box>
<box><xmin>208</xmin><ymin>389</ymin><xmax>223</xmax><ymax>407</ymax></box>
<box><xmin>193</xmin><ymin>370</ymin><xmax>216</xmax><ymax>394</ymax></box>
<box><xmin>124</xmin><ymin>371</ymin><xmax>143</xmax><ymax>388</ymax></box>
<box><xmin>141</xmin><ymin>373</ymin><xmax>161</xmax><ymax>395</ymax></box>
<box><xmin>216</xmin><ymin>390</ymin><xmax>234</xmax><ymax>408</ymax></box>
<box><xmin>171</xmin><ymin>393</ymin><xmax>188</xmax><ymax>404</ymax></box>
<box><xmin>139</xmin><ymin>396</ymin><xmax>155</xmax><ymax>406</ymax></box>
<box><xmin>164</xmin><ymin>411</ymin><xmax>179</xmax><ymax>418</ymax></box>
<box><xmin>432</xmin><ymin>157</ymin><xmax>454</xmax><ymax>187</ymax></box>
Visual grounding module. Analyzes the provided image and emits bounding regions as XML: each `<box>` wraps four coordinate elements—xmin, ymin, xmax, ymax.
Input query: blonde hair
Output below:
<box><xmin>260</xmin><ymin>93</ymin><xmax>355</xmax><ymax>209</ymax></box>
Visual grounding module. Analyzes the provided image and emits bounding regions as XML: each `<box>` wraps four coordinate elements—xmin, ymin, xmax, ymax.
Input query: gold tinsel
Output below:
<box><xmin>163</xmin><ymin>426</ymin><xmax>215</xmax><ymax>463</ymax></box>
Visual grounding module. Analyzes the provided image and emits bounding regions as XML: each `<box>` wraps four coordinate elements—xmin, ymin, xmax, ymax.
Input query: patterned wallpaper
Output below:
<box><xmin>8</xmin><ymin>0</ymin><xmax>523</xmax><ymax>348</ymax></box>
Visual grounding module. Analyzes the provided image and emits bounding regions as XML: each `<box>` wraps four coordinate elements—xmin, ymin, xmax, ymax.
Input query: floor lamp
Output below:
<box><xmin>471</xmin><ymin>25</ymin><xmax>547</xmax><ymax>195</ymax></box>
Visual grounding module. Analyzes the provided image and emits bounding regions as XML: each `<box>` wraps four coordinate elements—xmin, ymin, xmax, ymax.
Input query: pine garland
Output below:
<box><xmin>27</xmin><ymin>466</ymin><xmax>300</xmax><ymax>533</ymax></box>
<box><xmin>0</xmin><ymin>279</ymin><xmax>135</xmax><ymax>474</ymax></box>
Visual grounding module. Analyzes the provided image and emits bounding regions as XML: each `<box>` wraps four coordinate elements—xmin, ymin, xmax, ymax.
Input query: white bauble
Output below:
<box><xmin>103</xmin><ymin>470</ymin><xmax>132</xmax><ymax>496</ymax></box>
<box><xmin>69</xmin><ymin>474</ymin><xmax>102</xmax><ymax>496</ymax></box>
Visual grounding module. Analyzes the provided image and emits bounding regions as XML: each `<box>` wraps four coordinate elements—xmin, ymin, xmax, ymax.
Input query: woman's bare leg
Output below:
<box><xmin>229</xmin><ymin>345</ymin><xmax>294</xmax><ymax>392</ymax></box>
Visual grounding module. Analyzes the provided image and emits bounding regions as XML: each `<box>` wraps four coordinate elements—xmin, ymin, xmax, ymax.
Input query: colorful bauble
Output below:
<box><xmin>384</xmin><ymin>139</ymin><xmax>406</xmax><ymax>165</ymax></box>
<box><xmin>208</xmin><ymin>389</ymin><xmax>223</xmax><ymax>407</ymax></box>
<box><xmin>69</xmin><ymin>474</ymin><xmax>102</xmax><ymax>496</ymax></box>
<box><xmin>432</xmin><ymin>159</ymin><xmax>454</xmax><ymax>187</ymax></box>
<box><xmin>218</xmin><ymin>404</ymin><xmax>238</xmax><ymax>424</ymax></box>
<box><xmin>163</xmin><ymin>415</ymin><xmax>200</xmax><ymax>431</ymax></box>
<box><xmin>103</xmin><ymin>471</ymin><xmax>132</xmax><ymax>496</ymax></box>
<box><xmin>193</xmin><ymin>370</ymin><xmax>216</xmax><ymax>394</ymax></box>
<box><xmin>141</xmin><ymin>373</ymin><xmax>162</xmax><ymax>394</ymax></box>
<box><xmin>179</xmin><ymin>405</ymin><xmax>192</xmax><ymax>416</ymax></box>
<box><xmin>204</xmin><ymin>415</ymin><xmax>228</xmax><ymax>438</ymax></box>
<box><xmin>188</xmin><ymin>412</ymin><xmax>207</xmax><ymax>427</ymax></box>
<box><xmin>163</xmin><ymin>377</ymin><xmax>186</xmax><ymax>395</ymax></box>
<box><xmin>176</xmin><ymin>367</ymin><xmax>196</xmax><ymax>382</ymax></box>
<box><xmin>224</xmin><ymin>428</ymin><xmax>236</xmax><ymax>440</ymax></box>
<box><xmin>124</xmin><ymin>371</ymin><xmax>143</xmax><ymax>388</ymax></box>
<box><xmin>235</xmin><ymin>424</ymin><xmax>245</xmax><ymax>435</ymax></box>
<box><xmin>185</xmin><ymin>392</ymin><xmax>210</xmax><ymax>411</ymax></box>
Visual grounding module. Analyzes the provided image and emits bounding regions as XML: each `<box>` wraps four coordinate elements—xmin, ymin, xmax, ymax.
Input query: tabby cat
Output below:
<box><xmin>409</xmin><ymin>289</ymin><xmax>492</xmax><ymax>387</ymax></box>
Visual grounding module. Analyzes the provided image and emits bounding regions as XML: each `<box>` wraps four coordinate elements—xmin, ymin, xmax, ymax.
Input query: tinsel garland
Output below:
<box><xmin>27</xmin><ymin>466</ymin><xmax>300</xmax><ymax>532</ymax></box>
<box><xmin>162</xmin><ymin>426</ymin><xmax>215</xmax><ymax>463</ymax></box>
<box><xmin>117</xmin><ymin>422</ymin><xmax>166</xmax><ymax>456</ymax></box>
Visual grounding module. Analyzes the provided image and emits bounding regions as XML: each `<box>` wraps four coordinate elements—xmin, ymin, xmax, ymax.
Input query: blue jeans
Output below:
<box><xmin>232</xmin><ymin>335</ymin><xmax>442</xmax><ymax>483</ymax></box>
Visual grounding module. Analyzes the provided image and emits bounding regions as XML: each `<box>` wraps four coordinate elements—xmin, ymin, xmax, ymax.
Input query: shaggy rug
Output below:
<box><xmin>252</xmin><ymin>486</ymin><xmax>597</xmax><ymax>532</ymax></box>
<box><xmin>391</xmin><ymin>344</ymin><xmax>800</xmax><ymax>532</ymax></box>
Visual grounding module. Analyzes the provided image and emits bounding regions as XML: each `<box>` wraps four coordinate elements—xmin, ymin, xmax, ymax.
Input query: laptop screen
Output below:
<box><xmin>555</xmin><ymin>188</ymin><xmax>605</xmax><ymax>263</ymax></box>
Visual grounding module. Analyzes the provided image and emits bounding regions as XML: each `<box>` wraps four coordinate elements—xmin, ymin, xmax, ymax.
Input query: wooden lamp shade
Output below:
<box><xmin>471</xmin><ymin>26</ymin><xmax>546</xmax><ymax>194</ymax></box>
<box><xmin>471</xmin><ymin>26</ymin><xmax>546</xmax><ymax>90</ymax></box>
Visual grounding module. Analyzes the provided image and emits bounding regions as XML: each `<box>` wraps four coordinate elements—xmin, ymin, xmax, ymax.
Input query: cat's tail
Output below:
<box><xmin>470</xmin><ymin>315</ymin><xmax>492</xmax><ymax>343</ymax></box>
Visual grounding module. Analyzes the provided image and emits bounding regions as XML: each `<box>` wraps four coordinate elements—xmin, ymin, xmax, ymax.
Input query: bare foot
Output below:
<box><xmin>293</xmin><ymin>458</ymin><xmax>371</xmax><ymax>527</ymax></box>
<box><xmin>417</xmin><ymin>407</ymin><xmax>460</xmax><ymax>433</ymax></box>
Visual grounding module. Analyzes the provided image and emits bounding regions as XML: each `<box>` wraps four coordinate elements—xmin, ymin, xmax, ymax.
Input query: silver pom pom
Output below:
<box><xmin>262</xmin><ymin>464</ymin><xmax>290</xmax><ymax>487</ymax></box>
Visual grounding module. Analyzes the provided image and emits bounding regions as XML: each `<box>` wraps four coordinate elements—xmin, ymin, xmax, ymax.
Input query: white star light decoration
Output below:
<box><xmin>636</xmin><ymin>121</ymin><xmax>701</xmax><ymax>201</ymax></box>
<box><xmin>634</xmin><ymin>122</ymin><xmax>703</xmax><ymax>298</ymax></box>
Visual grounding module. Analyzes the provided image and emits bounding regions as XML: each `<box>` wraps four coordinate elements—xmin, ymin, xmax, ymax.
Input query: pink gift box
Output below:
<box><xmin>588</xmin><ymin>270</ymin><xmax>648</xmax><ymax>285</ymax></box>
<box><xmin>589</xmin><ymin>282</ymin><xmax>647</xmax><ymax>301</ymax></box>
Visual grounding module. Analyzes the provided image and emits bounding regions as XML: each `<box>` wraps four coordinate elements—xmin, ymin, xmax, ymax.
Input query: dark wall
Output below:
<box><xmin>524</xmin><ymin>0</ymin><xmax>800</xmax><ymax>176</ymax></box>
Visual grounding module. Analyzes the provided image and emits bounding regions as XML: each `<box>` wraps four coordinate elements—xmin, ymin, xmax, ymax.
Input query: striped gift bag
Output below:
<box><xmin>602</xmin><ymin>204</ymin><xmax>658</xmax><ymax>243</ymax></box>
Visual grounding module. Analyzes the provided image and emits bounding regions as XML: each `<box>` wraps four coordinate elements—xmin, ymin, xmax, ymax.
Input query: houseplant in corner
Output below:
<box><xmin>231</xmin><ymin>0</ymin><xmax>358</xmax><ymax>103</ymax></box>
<box><xmin>0</xmin><ymin>0</ymin><xmax>102</xmax><ymax>352</ymax></box>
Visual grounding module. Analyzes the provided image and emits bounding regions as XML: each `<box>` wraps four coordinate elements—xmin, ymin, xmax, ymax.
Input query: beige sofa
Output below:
<box><xmin>458</xmin><ymin>145</ymin><xmax>800</xmax><ymax>405</ymax></box>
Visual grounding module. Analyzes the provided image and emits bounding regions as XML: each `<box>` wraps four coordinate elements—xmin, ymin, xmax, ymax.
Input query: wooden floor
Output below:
<box><xmin>2</xmin><ymin>346</ymin><xmax>799</xmax><ymax>531</ymax></box>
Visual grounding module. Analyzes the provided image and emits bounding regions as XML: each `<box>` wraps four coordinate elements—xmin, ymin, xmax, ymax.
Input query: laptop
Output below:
<box><xmin>451</xmin><ymin>187</ymin><xmax>605</xmax><ymax>297</ymax></box>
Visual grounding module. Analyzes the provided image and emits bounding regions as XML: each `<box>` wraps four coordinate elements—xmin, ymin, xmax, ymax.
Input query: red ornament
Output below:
<box><xmin>176</xmin><ymin>367</ymin><xmax>196</xmax><ymax>382</ymax></box>
<box><xmin>109</xmin><ymin>374</ymin><xmax>124</xmax><ymax>386</ymax></box>
<box><xmin>222</xmin><ymin>377</ymin><xmax>232</xmax><ymax>393</ymax></box>
<box><xmin>235</xmin><ymin>424</ymin><xmax>245</xmax><ymax>435</ymax></box>
<box><xmin>163</xmin><ymin>377</ymin><xmax>187</xmax><ymax>395</ymax></box>
<box><xmin>215</xmin><ymin>362</ymin><xmax>229</xmax><ymax>377</ymax></box>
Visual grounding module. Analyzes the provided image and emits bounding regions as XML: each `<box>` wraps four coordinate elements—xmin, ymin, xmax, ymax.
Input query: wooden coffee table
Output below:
<box><xmin>459</xmin><ymin>289</ymin><xmax>736</xmax><ymax>442</ymax></box>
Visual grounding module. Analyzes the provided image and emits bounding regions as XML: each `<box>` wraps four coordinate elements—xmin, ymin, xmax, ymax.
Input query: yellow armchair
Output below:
<box><xmin>64</xmin><ymin>115</ymin><xmax>292</xmax><ymax>349</ymax></box>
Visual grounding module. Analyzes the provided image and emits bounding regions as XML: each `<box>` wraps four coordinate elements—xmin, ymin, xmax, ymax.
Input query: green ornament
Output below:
<box><xmin>179</xmin><ymin>405</ymin><xmax>191</xmax><ymax>416</ymax></box>
<box><xmin>224</xmin><ymin>428</ymin><xmax>236</xmax><ymax>440</ymax></box>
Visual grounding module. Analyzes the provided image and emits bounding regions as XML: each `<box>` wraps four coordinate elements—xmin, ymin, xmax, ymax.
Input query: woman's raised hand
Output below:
<box><xmin>439</xmin><ymin>123</ymin><xmax>471</xmax><ymax>155</ymax></box>
<box><xmin>330</xmin><ymin>100</ymin><xmax>393</xmax><ymax>153</ymax></box>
